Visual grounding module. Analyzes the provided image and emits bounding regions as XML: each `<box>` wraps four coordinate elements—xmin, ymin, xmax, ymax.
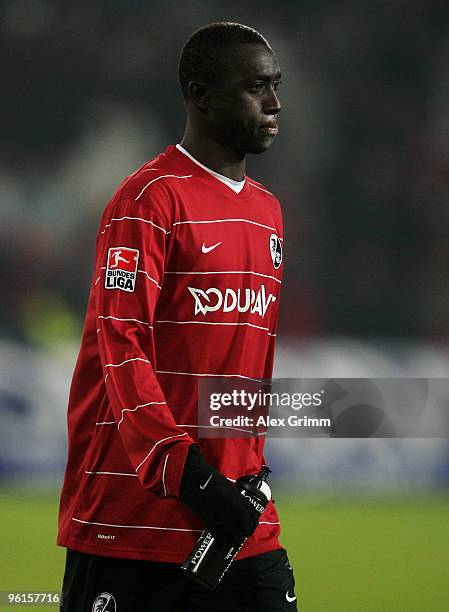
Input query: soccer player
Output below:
<box><xmin>58</xmin><ymin>22</ymin><xmax>298</xmax><ymax>611</ymax></box>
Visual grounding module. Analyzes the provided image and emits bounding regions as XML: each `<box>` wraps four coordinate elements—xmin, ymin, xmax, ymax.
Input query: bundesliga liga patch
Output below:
<box><xmin>105</xmin><ymin>247</ymin><xmax>139</xmax><ymax>292</ymax></box>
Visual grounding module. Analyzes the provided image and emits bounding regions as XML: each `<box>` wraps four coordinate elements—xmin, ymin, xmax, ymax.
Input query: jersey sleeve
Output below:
<box><xmin>94</xmin><ymin>195</ymin><xmax>193</xmax><ymax>499</ymax></box>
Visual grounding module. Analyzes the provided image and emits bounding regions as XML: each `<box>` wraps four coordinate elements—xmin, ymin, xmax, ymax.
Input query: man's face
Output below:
<box><xmin>206</xmin><ymin>43</ymin><xmax>282</xmax><ymax>156</ymax></box>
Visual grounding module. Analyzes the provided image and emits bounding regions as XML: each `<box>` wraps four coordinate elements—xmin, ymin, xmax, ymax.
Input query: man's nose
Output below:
<box><xmin>264</xmin><ymin>87</ymin><xmax>281</xmax><ymax>115</ymax></box>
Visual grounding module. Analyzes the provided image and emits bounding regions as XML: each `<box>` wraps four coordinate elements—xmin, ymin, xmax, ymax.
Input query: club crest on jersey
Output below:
<box><xmin>91</xmin><ymin>592</ymin><xmax>116</xmax><ymax>612</ymax></box>
<box><xmin>269</xmin><ymin>234</ymin><xmax>283</xmax><ymax>269</ymax></box>
<box><xmin>105</xmin><ymin>247</ymin><xmax>139</xmax><ymax>292</ymax></box>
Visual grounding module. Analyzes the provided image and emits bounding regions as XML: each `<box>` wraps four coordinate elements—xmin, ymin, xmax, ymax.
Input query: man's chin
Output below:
<box><xmin>247</xmin><ymin>138</ymin><xmax>276</xmax><ymax>155</ymax></box>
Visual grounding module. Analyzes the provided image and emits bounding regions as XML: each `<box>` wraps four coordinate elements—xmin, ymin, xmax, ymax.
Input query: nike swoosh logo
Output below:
<box><xmin>199</xmin><ymin>474</ymin><xmax>213</xmax><ymax>490</ymax></box>
<box><xmin>201</xmin><ymin>241</ymin><xmax>222</xmax><ymax>254</ymax></box>
<box><xmin>286</xmin><ymin>592</ymin><xmax>297</xmax><ymax>603</ymax></box>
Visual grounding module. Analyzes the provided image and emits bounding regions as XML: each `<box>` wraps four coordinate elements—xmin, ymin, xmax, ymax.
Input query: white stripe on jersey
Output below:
<box><xmin>137</xmin><ymin>269</ymin><xmax>162</xmax><ymax>289</ymax></box>
<box><xmin>171</xmin><ymin>218</ymin><xmax>278</xmax><ymax>233</ymax></box>
<box><xmin>164</xmin><ymin>270</ymin><xmax>282</xmax><ymax>284</ymax></box>
<box><xmin>94</xmin><ymin>421</ymin><xmax>266</xmax><ymax>436</ymax></box>
<box><xmin>105</xmin><ymin>357</ymin><xmax>152</xmax><ymax>369</ymax></box>
<box><xmin>156</xmin><ymin>370</ymin><xmax>262</xmax><ymax>382</ymax></box>
<box><xmin>71</xmin><ymin>517</ymin><xmax>277</xmax><ymax>529</ymax></box>
<box><xmin>155</xmin><ymin>319</ymin><xmax>274</xmax><ymax>336</ymax></box>
<box><xmin>85</xmin><ymin>471</ymin><xmax>138</xmax><ymax>477</ymax></box>
<box><xmin>176</xmin><ymin>423</ymin><xmax>267</xmax><ymax>438</ymax></box>
<box><xmin>98</xmin><ymin>315</ymin><xmax>153</xmax><ymax>327</ymax></box>
<box><xmin>135</xmin><ymin>174</ymin><xmax>193</xmax><ymax>201</ymax></box>
<box><xmin>177</xmin><ymin>424</ymin><xmax>253</xmax><ymax>434</ymax></box>
<box><xmin>162</xmin><ymin>453</ymin><xmax>170</xmax><ymax>497</ymax></box>
<box><xmin>135</xmin><ymin>432</ymin><xmax>188</xmax><ymax>472</ymax></box>
<box><xmin>246</xmin><ymin>180</ymin><xmax>275</xmax><ymax>197</ymax></box>
<box><xmin>94</xmin><ymin>419</ymin><xmax>258</xmax><ymax>433</ymax></box>
<box><xmin>72</xmin><ymin>517</ymin><xmax>202</xmax><ymax>533</ymax></box>
<box><xmin>118</xmin><ymin>401</ymin><xmax>166</xmax><ymax>429</ymax></box>
<box><xmin>100</xmin><ymin>216</ymin><xmax>169</xmax><ymax>236</ymax></box>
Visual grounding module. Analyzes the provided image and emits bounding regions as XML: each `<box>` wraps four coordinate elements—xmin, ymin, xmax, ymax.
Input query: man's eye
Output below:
<box><xmin>249</xmin><ymin>82</ymin><xmax>264</xmax><ymax>92</ymax></box>
<box><xmin>274</xmin><ymin>81</ymin><xmax>282</xmax><ymax>91</ymax></box>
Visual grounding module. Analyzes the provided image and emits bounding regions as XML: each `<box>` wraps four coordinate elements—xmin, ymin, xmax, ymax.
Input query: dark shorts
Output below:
<box><xmin>61</xmin><ymin>547</ymin><xmax>298</xmax><ymax>611</ymax></box>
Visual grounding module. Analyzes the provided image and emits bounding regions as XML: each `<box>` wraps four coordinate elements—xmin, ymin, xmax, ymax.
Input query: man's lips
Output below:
<box><xmin>259</xmin><ymin>123</ymin><xmax>279</xmax><ymax>135</ymax></box>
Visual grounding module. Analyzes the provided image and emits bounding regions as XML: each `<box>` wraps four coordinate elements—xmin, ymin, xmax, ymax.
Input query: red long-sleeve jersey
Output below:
<box><xmin>57</xmin><ymin>145</ymin><xmax>284</xmax><ymax>563</ymax></box>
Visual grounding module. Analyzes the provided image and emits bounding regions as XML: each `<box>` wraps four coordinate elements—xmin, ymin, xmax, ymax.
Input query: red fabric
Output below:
<box><xmin>57</xmin><ymin>145</ymin><xmax>284</xmax><ymax>563</ymax></box>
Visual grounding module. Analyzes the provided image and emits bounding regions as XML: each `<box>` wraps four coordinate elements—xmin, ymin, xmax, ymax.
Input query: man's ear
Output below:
<box><xmin>187</xmin><ymin>81</ymin><xmax>209</xmax><ymax>113</ymax></box>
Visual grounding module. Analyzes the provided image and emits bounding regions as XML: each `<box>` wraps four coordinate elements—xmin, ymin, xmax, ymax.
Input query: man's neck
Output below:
<box><xmin>180</xmin><ymin>129</ymin><xmax>246</xmax><ymax>182</ymax></box>
<box><xmin>176</xmin><ymin>144</ymin><xmax>246</xmax><ymax>193</ymax></box>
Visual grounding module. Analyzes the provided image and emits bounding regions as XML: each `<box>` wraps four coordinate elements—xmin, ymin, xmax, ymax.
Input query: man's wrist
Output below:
<box><xmin>180</xmin><ymin>444</ymin><xmax>213</xmax><ymax>502</ymax></box>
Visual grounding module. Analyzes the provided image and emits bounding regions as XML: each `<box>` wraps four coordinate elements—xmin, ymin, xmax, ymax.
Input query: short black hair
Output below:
<box><xmin>178</xmin><ymin>22</ymin><xmax>272</xmax><ymax>101</ymax></box>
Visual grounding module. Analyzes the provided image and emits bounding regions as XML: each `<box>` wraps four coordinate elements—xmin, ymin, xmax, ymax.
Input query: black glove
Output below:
<box><xmin>179</xmin><ymin>445</ymin><xmax>260</xmax><ymax>544</ymax></box>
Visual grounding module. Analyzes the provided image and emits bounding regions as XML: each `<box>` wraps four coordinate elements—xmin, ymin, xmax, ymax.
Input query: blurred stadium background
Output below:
<box><xmin>1</xmin><ymin>1</ymin><xmax>448</xmax><ymax>610</ymax></box>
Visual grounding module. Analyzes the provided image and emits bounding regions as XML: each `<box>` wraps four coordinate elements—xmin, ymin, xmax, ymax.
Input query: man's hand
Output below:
<box><xmin>179</xmin><ymin>445</ymin><xmax>260</xmax><ymax>544</ymax></box>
